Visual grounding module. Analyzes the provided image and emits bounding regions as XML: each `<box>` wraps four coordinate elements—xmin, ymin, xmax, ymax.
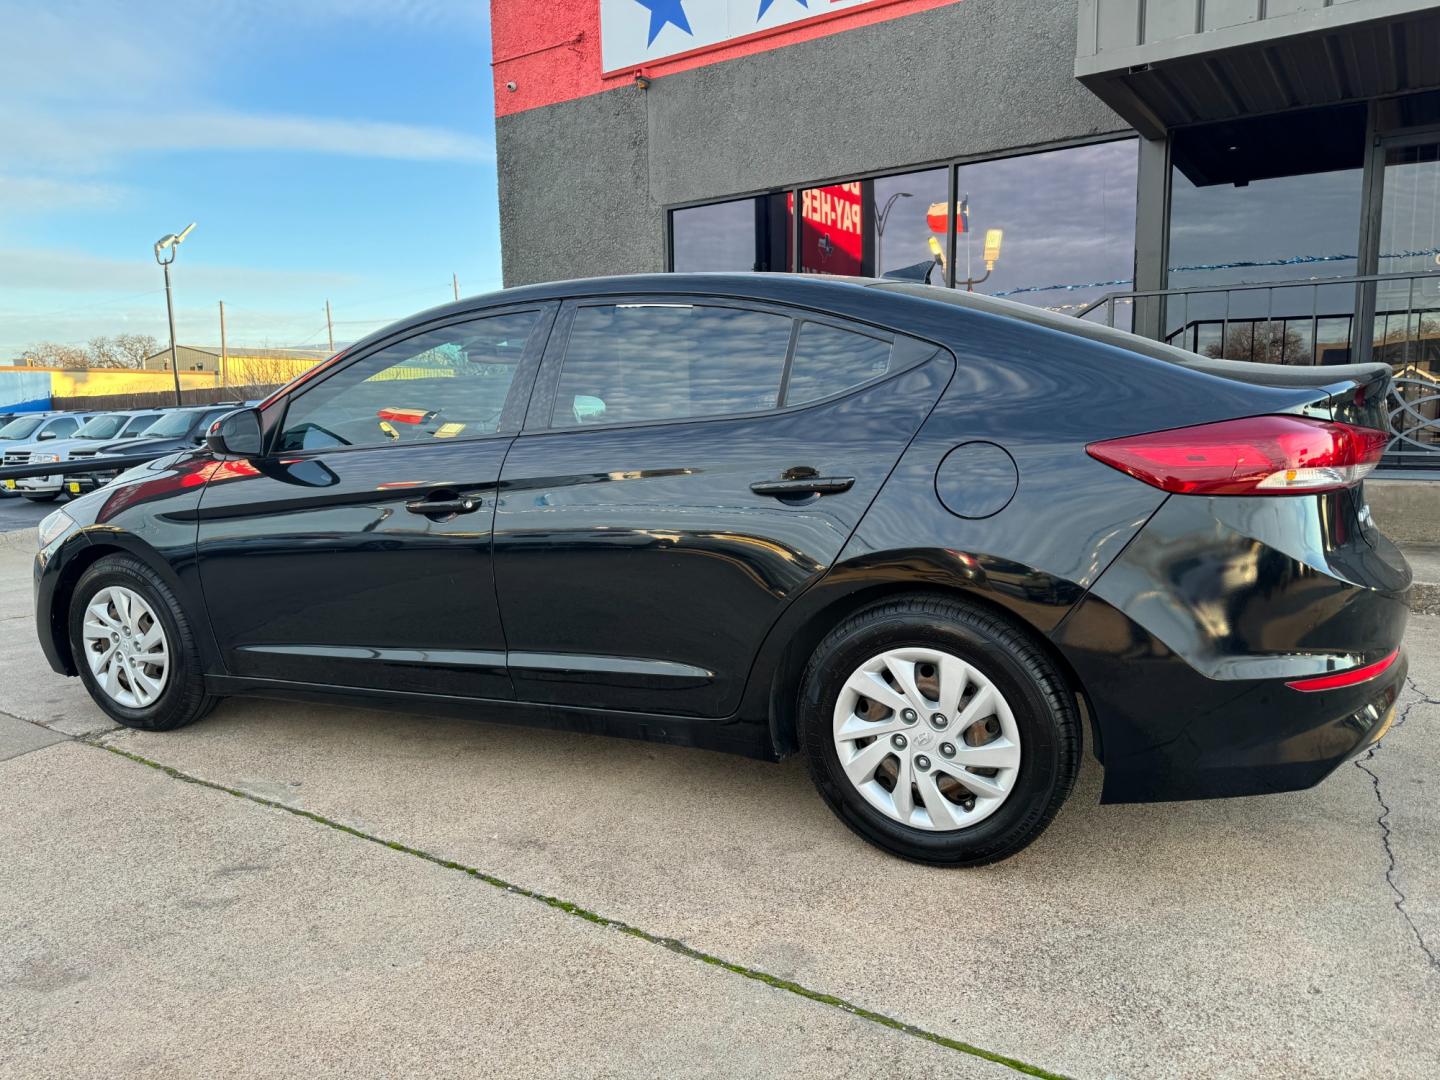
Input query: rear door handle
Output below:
<box><xmin>405</xmin><ymin>496</ymin><xmax>482</xmax><ymax>517</ymax></box>
<box><xmin>750</xmin><ymin>476</ymin><xmax>855</xmax><ymax>497</ymax></box>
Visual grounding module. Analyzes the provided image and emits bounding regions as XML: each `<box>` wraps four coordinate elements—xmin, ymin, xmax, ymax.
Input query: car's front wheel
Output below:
<box><xmin>799</xmin><ymin>595</ymin><xmax>1080</xmax><ymax>866</ymax></box>
<box><xmin>69</xmin><ymin>554</ymin><xmax>217</xmax><ymax>731</ymax></box>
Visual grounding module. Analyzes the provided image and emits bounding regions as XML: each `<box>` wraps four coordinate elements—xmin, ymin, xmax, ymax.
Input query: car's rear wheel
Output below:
<box><xmin>69</xmin><ymin>555</ymin><xmax>217</xmax><ymax>731</ymax></box>
<box><xmin>799</xmin><ymin>595</ymin><xmax>1080</xmax><ymax>866</ymax></box>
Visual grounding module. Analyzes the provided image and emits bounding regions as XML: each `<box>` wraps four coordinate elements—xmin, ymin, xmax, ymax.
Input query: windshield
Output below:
<box><xmin>75</xmin><ymin>415</ymin><xmax>129</xmax><ymax>439</ymax></box>
<box><xmin>0</xmin><ymin>416</ymin><xmax>44</xmax><ymax>439</ymax></box>
<box><xmin>140</xmin><ymin>410</ymin><xmax>199</xmax><ymax>438</ymax></box>
<box><xmin>122</xmin><ymin>413</ymin><xmax>162</xmax><ymax>436</ymax></box>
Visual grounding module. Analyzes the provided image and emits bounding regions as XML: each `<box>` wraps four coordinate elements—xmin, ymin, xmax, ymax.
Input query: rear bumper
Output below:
<box><xmin>1053</xmin><ymin>489</ymin><xmax>1411</xmax><ymax>803</ymax></box>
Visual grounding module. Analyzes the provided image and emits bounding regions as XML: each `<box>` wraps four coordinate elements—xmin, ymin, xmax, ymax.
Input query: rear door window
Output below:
<box><xmin>552</xmin><ymin>303</ymin><xmax>793</xmax><ymax>427</ymax></box>
<box><xmin>783</xmin><ymin>322</ymin><xmax>893</xmax><ymax>406</ymax></box>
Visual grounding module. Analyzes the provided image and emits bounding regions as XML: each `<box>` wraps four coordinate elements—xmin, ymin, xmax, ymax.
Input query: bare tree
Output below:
<box><xmin>81</xmin><ymin>333</ymin><xmax>158</xmax><ymax>369</ymax></box>
<box><xmin>1204</xmin><ymin>322</ymin><xmax>1308</xmax><ymax>365</ymax></box>
<box><xmin>20</xmin><ymin>342</ymin><xmax>90</xmax><ymax>369</ymax></box>
<box><xmin>86</xmin><ymin>336</ymin><xmax>123</xmax><ymax>368</ymax></box>
<box><xmin>113</xmin><ymin>333</ymin><xmax>160</xmax><ymax>368</ymax></box>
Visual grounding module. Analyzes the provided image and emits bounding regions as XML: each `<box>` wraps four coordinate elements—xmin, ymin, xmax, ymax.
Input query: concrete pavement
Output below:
<box><xmin>0</xmin><ymin>533</ymin><xmax>1436</xmax><ymax>1079</ymax></box>
<box><xmin>0</xmin><ymin>497</ymin><xmax>54</xmax><ymax>534</ymax></box>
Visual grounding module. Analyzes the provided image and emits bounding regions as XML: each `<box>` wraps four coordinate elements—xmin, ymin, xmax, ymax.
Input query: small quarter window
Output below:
<box><xmin>784</xmin><ymin>322</ymin><xmax>892</xmax><ymax>406</ymax></box>
<box><xmin>554</xmin><ymin>303</ymin><xmax>793</xmax><ymax>427</ymax></box>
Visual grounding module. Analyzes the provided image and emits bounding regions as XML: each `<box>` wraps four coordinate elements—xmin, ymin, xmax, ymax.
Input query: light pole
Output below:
<box><xmin>873</xmin><ymin>191</ymin><xmax>912</xmax><ymax>275</ymax></box>
<box><xmin>154</xmin><ymin>222</ymin><xmax>196</xmax><ymax>407</ymax></box>
<box><xmin>959</xmin><ymin>229</ymin><xmax>1005</xmax><ymax>292</ymax></box>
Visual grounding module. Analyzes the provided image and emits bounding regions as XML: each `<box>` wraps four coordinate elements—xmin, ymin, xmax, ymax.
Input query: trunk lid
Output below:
<box><xmin>1169</xmin><ymin>355</ymin><xmax>1394</xmax><ymax>432</ymax></box>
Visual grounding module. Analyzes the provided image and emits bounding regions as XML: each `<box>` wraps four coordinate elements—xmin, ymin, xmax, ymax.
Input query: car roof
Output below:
<box><xmin>335</xmin><ymin>271</ymin><xmax>1193</xmax><ymax>356</ymax></box>
<box><xmin>331</xmin><ymin>273</ymin><xmax>914</xmax><ymax>356</ymax></box>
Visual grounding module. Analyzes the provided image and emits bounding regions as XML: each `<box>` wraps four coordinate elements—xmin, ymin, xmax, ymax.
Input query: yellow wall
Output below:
<box><xmin>49</xmin><ymin>368</ymin><xmax>221</xmax><ymax>398</ymax></box>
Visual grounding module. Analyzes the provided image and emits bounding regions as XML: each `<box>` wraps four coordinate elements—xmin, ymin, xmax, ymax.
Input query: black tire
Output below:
<box><xmin>23</xmin><ymin>493</ymin><xmax>60</xmax><ymax>503</ymax></box>
<box><xmin>69</xmin><ymin>554</ymin><xmax>218</xmax><ymax>731</ymax></box>
<box><xmin>799</xmin><ymin>594</ymin><xmax>1080</xmax><ymax>866</ymax></box>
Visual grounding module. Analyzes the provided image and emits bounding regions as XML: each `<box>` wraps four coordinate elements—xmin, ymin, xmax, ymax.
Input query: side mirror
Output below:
<box><xmin>206</xmin><ymin>408</ymin><xmax>264</xmax><ymax>457</ymax></box>
<box><xmin>37</xmin><ymin>430</ymin><xmax>57</xmax><ymax>440</ymax></box>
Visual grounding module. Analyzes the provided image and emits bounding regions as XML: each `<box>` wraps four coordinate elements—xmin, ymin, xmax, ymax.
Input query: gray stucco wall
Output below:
<box><xmin>496</xmin><ymin>0</ymin><xmax>1128</xmax><ymax>286</ymax></box>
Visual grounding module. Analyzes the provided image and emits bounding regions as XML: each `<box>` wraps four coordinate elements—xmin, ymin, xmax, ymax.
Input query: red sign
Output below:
<box><xmin>791</xmin><ymin>182</ymin><xmax>865</xmax><ymax>274</ymax></box>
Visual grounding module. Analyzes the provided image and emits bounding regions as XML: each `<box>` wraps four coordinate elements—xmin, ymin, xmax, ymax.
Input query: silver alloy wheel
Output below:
<box><xmin>832</xmin><ymin>646</ymin><xmax>1022</xmax><ymax>831</ymax></box>
<box><xmin>81</xmin><ymin>586</ymin><xmax>170</xmax><ymax>709</ymax></box>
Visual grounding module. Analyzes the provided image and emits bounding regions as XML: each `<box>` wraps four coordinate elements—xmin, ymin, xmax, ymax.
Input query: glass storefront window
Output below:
<box><xmin>1169</xmin><ymin>106</ymin><xmax>1366</xmax><ymax>290</ymax></box>
<box><xmin>1376</xmin><ymin>132</ymin><xmax>1440</xmax><ymax>460</ymax></box>
<box><xmin>671</xmin><ymin>140</ymin><xmax>1137</xmax><ymax>306</ymax></box>
<box><xmin>671</xmin><ymin>193</ymin><xmax>791</xmax><ymax>273</ymax></box>
<box><xmin>874</xmin><ymin>169</ymin><xmax>949</xmax><ymax>278</ymax></box>
<box><xmin>795</xmin><ymin>170</ymin><xmax>950</xmax><ymax>280</ymax></box>
<box><xmin>948</xmin><ymin>140</ymin><xmax>1137</xmax><ymax>313</ymax></box>
<box><xmin>1167</xmin><ymin>105</ymin><xmax>1366</xmax><ymax>362</ymax></box>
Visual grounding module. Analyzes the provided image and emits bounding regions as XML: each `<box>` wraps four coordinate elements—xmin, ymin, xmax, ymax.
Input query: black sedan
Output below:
<box><xmin>32</xmin><ymin>275</ymin><xmax>1410</xmax><ymax>864</ymax></box>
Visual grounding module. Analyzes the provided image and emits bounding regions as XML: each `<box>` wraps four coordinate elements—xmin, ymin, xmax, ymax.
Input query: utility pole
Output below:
<box><xmin>452</xmin><ymin>273</ymin><xmax>460</xmax><ymax>301</ymax></box>
<box><xmin>325</xmin><ymin>300</ymin><xmax>334</xmax><ymax>352</ymax></box>
<box><xmin>218</xmin><ymin>300</ymin><xmax>228</xmax><ymax>388</ymax></box>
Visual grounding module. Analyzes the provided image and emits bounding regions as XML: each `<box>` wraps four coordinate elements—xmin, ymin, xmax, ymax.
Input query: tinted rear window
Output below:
<box><xmin>554</xmin><ymin>303</ymin><xmax>792</xmax><ymax>427</ymax></box>
<box><xmin>784</xmin><ymin>322</ymin><xmax>891</xmax><ymax>405</ymax></box>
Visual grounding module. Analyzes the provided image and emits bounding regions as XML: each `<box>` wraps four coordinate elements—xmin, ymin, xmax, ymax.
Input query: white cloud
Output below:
<box><xmin>1</xmin><ymin>0</ymin><xmax>492</xmax><ymax>175</ymax></box>
<box><xmin>0</xmin><ymin>176</ymin><xmax>127</xmax><ymax>213</ymax></box>
<box><xmin>1</xmin><ymin>107</ymin><xmax>492</xmax><ymax>174</ymax></box>
<box><xmin>3</xmin><ymin>1</ymin><xmax>489</xmax><ymax>104</ymax></box>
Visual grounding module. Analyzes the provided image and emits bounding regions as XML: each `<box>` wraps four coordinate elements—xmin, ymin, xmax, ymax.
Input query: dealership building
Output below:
<box><xmin>491</xmin><ymin>0</ymin><xmax>1440</xmax><ymax>496</ymax></box>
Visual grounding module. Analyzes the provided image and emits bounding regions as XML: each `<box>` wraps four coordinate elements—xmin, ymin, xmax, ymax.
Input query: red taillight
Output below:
<box><xmin>1086</xmin><ymin>415</ymin><xmax>1389</xmax><ymax>496</ymax></box>
<box><xmin>1285</xmin><ymin>649</ymin><xmax>1401</xmax><ymax>693</ymax></box>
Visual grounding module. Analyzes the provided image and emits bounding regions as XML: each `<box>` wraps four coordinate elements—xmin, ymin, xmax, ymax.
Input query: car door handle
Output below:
<box><xmin>750</xmin><ymin>475</ymin><xmax>855</xmax><ymax>497</ymax></box>
<box><xmin>405</xmin><ymin>496</ymin><xmax>482</xmax><ymax>517</ymax></box>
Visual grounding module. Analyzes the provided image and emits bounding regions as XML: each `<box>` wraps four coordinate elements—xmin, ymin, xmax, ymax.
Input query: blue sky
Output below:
<box><xmin>0</xmin><ymin>0</ymin><xmax>499</xmax><ymax>355</ymax></box>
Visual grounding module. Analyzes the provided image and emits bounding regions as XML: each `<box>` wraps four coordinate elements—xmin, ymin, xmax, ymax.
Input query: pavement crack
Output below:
<box><xmin>84</xmin><ymin>737</ymin><xmax>1073</xmax><ymax>1080</ymax></box>
<box><xmin>1352</xmin><ymin>677</ymin><xmax>1439</xmax><ymax>975</ymax></box>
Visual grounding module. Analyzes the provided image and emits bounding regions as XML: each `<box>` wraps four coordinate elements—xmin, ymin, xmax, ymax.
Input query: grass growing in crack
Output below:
<box><xmin>1353</xmin><ymin>677</ymin><xmax>1440</xmax><ymax>974</ymax></box>
<box><xmin>89</xmin><ymin>738</ymin><xmax>1073</xmax><ymax>1080</ymax></box>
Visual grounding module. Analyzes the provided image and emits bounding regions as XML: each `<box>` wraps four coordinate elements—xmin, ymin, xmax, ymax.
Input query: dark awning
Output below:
<box><xmin>1076</xmin><ymin>1</ymin><xmax>1440</xmax><ymax>138</ymax></box>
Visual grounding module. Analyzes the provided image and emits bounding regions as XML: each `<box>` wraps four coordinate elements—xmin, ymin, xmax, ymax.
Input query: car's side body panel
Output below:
<box><xmin>492</xmin><ymin>295</ymin><xmax>954</xmax><ymax>718</ymax></box>
<box><xmin>191</xmin><ymin>438</ymin><xmax>517</xmax><ymax>699</ymax></box>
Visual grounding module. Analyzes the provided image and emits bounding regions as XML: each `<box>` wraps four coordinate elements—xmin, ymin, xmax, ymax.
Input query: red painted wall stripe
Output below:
<box><xmin>492</xmin><ymin>0</ymin><xmax>963</xmax><ymax>118</ymax></box>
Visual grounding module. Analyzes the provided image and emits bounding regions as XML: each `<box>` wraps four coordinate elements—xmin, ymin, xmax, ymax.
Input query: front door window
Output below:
<box><xmin>277</xmin><ymin>311</ymin><xmax>541</xmax><ymax>453</ymax></box>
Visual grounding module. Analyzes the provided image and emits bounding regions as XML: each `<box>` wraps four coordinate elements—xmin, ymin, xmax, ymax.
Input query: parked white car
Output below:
<box><xmin>0</xmin><ymin>413</ymin><xmax>94</xmax><ymax>498</ymax></box>
<box><xmin>7</xmin><ymin>411</ymin><xmax>165</xmax><ymax>502</ymax></box>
